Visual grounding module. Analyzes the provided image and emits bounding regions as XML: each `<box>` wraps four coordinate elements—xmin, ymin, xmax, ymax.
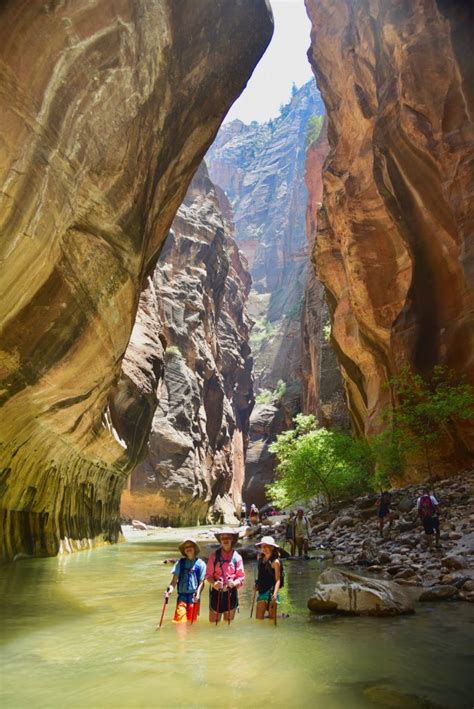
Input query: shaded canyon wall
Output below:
<box><xmin>0</xmin><ymin>0</ymin><xmax>273</xmax><ymax>559</ymax></box>
<box><xmin>119</xmin><ymin>164</ymin><xmax>253</xmax><ymax>525</ymax></box>
<box><xmin>305</xmin><ymin>0</ymin><xmax>474</xmax><ymax>467</ymax></box>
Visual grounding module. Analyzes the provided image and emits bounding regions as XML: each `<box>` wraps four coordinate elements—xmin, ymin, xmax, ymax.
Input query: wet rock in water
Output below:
<box><xmin>441</xmin><ymin>555</ymin><xmax>465</xmax><ymax>570</ymax></box>
<box><xmin>459</xmin><ymin>590</ymin><xmax>474</xmax><ymax>603</ymax></box>
<box><xmin>308</xmin><ymin>568</ymin><xmax>414</xmax><ymax>616</ymax></box>
<box><xmin>132</xmin><ymin>520</ymin><xmax>148</xmax><ymax>531</ymax></box>
<box><xmin>419</xmin><ymin>585</ymin><xmax>458</xmax><ymax>601</ymax></box>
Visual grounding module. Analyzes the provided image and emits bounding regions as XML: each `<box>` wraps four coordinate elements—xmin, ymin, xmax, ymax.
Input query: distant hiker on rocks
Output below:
<box><xmin>254</xmin><ymin>536</ymin><xmax>283</xmax><ymax>621</ymax></box>
<box><xmin>376</xmin><ymin>491</ymin><xmax>394</xmax><ymax>538</ymax></box>
<box><xmin>417</xmin><ymin>487</ymin><xmax>440</xmax><ymax>548</ymax></box>
<box><xmin>240</xmin><ymin>502</ymin><xmax>247</xmax><ymax>524</ymax></box>
<box><xmin>206</xmin><ymin>529</ymin><xmax>245</xmax><ymax>623</ymax></box>
<box><xmin>165</xmin><ymin>538</ymin><xmax>206</xmax><ymax>624</ymax></box>
<box><xmin>285</xmin><ymin>512</ymin><xmax>295</xmax><ymax>555</ymax></box>
<box><xmin>293</xmin><ymin>507</ymin><xmax>311</xmax><ymax>557</ymax></box>
<box><xmin>249</xmin><ymin>504</ymin><xmax>260</xmax><ymax>525</ymax></box>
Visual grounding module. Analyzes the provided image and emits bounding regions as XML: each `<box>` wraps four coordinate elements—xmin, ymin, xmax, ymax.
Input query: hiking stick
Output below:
<box><xmin>250</xmin><ymin>586</ymin><xmax>256</xmax><ymax>618</ymax></box>
<box><xmin>215</xmin><ymin>589</ymin><xmax>220</xmax><ymax>626</ymax></box>
<box><xmin>227</xmin><ymin>589</ymin><xmax>231</xmax><ymax>626</ymax></box>
<box><xmin>156</xmin><ymin>595</ymin><xmax>169</xmax><ymax>630</ymax></box>
<box><xmin>273</xmin><ymin>598</ymin><xmax>277</xmax><ymax>627</ymax></box>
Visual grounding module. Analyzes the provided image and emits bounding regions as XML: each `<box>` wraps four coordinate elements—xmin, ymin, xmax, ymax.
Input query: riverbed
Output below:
<box><xmin>1</xmin><ymin>526</ymin><xmax>473</xmax><ymax>708</ymax></box>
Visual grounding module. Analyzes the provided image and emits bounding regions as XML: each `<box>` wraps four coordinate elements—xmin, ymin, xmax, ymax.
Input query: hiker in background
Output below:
<box><xmin>240</xmin><ymin>502</ymin><xmax>247</xmax><ymax>524</ymax></box>
<box><xmin>254</xmin><ymin>536</ymin><xmax>282</xmax><ymax>621</ymax></box>
<box><xmin>206</xmin><ymin>529</ymin><xmax>245</xmax><ymax>623</ymax></box>
<box><xmin>165</xmin><ymin>538</ymin><xmax>206</xmax><ymax>624</ymax></box>
<box><xmin>293</xmin><ymin>507</ymin><xmax>311</xmax><ymax>558</ymax></box>
<box><xmin>249</xmin><ymin>504</ymin><xmax>260</xmax><ymax>525</ymax></box>
<box><xmin>285</xmin><ymin>512</ymin><xmax>295</xmax><ymax>555</ymax></box>
<box><xmin>417</xmin><ymin>487</ymin><xmax>440</xmax><ymax>549</ymax></box>
<box><xmin>376</xmin><ymin>490</ymin><xmax>394</xmax><ymax>538</ymax></box>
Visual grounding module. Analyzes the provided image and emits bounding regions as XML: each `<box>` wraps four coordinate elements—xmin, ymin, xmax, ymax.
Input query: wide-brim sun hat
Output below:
<box><xmin>214</xmin><ymin>528</ymin><xmax>240</xmax><ymax>546</ymax></box>
<box><xmin>179</xmin><ymin>538</ymin><xmax>201</xmax><ymax>556</ymax></box>
<box><xmin>255</xmin><ymin>535</ymin><xmax>279</xmax><ymax>548</ymax></box>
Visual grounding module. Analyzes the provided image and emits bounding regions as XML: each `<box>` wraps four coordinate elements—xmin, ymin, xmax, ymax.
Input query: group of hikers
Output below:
<box><xmin>376</xmin><ymin>486</ymin><xmax>441</xmax><ymax>547</ymax></box>
<box><xmin>158</xmin><ymin>487</ymin><xmax>443</xmax><ymax>628</ymax></box>
<box><xmin>158</xmin><ymin>528</ymin><xmax>282</xmax><ymax>628</ymax></box>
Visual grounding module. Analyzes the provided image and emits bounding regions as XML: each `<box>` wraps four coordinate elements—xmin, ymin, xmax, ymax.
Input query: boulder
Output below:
<box><xmin>308</xmin><ymin>568</ymin><xmax>415</xmax><ymax>616</ymax></box>
<box><xmin>419</xmin><ymin>585</ymin><xmax>458</xmax><ymax>601</ymax></box>
<box><xmin>441</xmin><ymin>555</ymin><xmax>465</xmax><ymax>570</ymax></box>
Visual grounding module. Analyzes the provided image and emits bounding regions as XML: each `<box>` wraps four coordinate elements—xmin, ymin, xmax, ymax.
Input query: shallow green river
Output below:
<box><xmin>1</xmin><ymin>527</ymin><xmax>473</xmax><ymax>709</ymax></box>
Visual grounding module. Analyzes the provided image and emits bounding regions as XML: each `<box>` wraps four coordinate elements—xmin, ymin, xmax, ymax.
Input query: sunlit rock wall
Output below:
<box><xmin>119</xmin><ymin>164</ymin><xmax>254</xmax><ymax>525</ymax></box>
<box><xmin>0</xmin><ymin>0</ymin><xmax>273</xmax><ymax>559</ymax></box>
<box><xmin>305</xmin><ymin>0</ymin><xmax>474</xmax><ymax>462</ymax></box>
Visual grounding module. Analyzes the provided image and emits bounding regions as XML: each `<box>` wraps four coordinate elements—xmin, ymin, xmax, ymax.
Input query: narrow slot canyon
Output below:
<box><xmin>0</xmin><ymin>1</ymin><xmax>473</xmax><ymax>707</ymax></box>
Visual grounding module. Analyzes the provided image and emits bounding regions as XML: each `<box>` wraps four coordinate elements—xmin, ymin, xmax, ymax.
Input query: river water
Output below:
<box><xmin>1</xmin><ymin>526</ymin><xmax>473</xmax><ymax>709</ymax></box>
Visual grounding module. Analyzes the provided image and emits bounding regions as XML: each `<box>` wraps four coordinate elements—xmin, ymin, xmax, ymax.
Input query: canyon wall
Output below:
<box><xmin>120</xmin><ymin>163</ymin><xmax>253</xmax><ymax>525</ymax></box>
<box><xmin>0</xmin><ymin>0</ymin><xmax>272</xmax><ymax>559</ymax></box>
<box><xmin>305</xmin><ymin>0</ymin><xmax>474</xmax><ymax>463</ymax></box>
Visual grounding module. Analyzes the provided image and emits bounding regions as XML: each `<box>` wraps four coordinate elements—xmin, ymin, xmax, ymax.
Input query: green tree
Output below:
<box><xmin>374</xmin><ymin>366</ymin><xmax>474</xmax><ymax>480</ymax></box>
<box><xmin>267</xmin><ymin>414</ymin><xmax>373</xmax><ymax>508</ymax></box>
<box><xmin>305</xmin><ymin>114</ymin><xmax>324</xmax><ymax>148</ymax></box>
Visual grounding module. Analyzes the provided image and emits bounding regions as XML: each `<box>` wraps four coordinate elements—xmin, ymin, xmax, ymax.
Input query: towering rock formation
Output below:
<box><xmin>120</xmin><ymin>163</ymin><xmax>253</xmax><ymax>525</ymax></box>
<box><xmin>207</xmin><ymin>81</ymin><xmax>325</xmax><ymax>398</ymax></box>
<box><xmin>305</xmin><ymin>0</ymin><xmax>474</xmax><ymax>463</ymax></box>
<box><xmin>0</xmin><ymin>0</ymin><xmax>273</xmax><ymax>559</ymax></box>
<box><xmin>302</xmin><ymin>122</ymin><xmax>350</xmax><ymax>430</ymax></box>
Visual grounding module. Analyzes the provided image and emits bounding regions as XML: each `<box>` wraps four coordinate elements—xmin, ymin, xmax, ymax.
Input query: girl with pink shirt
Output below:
<box><xmin>206</xmin><ymin>528</ymin><xmax>245</xmax><ymax>623</ymax></box>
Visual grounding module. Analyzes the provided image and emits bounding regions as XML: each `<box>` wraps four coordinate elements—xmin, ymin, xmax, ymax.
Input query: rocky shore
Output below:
<box><xmin>270</xmin><ymin>474</ymin><xmax>474</xmax><ymax>607</ymax></box>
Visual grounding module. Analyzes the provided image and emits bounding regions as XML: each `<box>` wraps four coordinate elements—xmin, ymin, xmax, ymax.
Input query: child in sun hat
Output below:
<box><xmin>254</xmin><ymin>536</ymin><xmax>282</xmax><ymax>621</ymax></box>
<box><xmin>206</xmin><ymin>528</ymin><xmax>245</xmax><ymax>623</ymax></box>
<box><xmin>165</xmin><ymin>538</ymin><xmax>206</xmax><ymax>623</ymax></box>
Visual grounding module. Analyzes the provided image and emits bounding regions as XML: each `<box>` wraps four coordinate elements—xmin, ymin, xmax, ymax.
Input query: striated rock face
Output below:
<box><xmin>306</xmin><ymin>0</ymin><xmax>474</xmax><ymax>456</ymax></box>
<box><xmin>120</xmin><ymin>164</ymin><xmax>253</xmax><ymax>525</ymax></box>
<box><xmin>302</xmin><ymin>122</ymin><xmax>350</xmax><ymax>430</ymax></box>
<box><xmin>207</xmin><ymin>82</ymin><xmax>331</xmax><ymax>505</ymax></box>
<box><xmin>0</xmin><ymin>0</ymin><xmax>273</xmax><ymax>559</ymax></box>
<box><xmin>207</xmin><ymin>81</ymin><xmax>325</xmax><ymax>396</ymax></box>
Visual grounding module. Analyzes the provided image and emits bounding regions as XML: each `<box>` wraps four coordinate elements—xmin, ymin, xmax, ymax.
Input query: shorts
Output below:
<box><xmin>172</xmin><ymin>598</ymin><xmax>199</xmax><ymax>623</ymax></box>
<box><xmin>257</xmin><ymin>589</ymin><xmax>280</xmax><ymax>604</ymax></box>
<box><xmin>422</xmin><ymin>516</ymin><xmax>440</xmax><ymax>535</ymax></box>
<box><xmin>294</xmin><ymin>536</ymin><xmax>307</xmax><ymax>546</ymax></box>
<box><xmin>209</xmin><ymin>588</ymin><xmax>238</xmax><ymax>613</ymax></box>
<box><xmin>378</xmin><ymin>508</ymin><xmax>391</xmax><ymax>519</ymax></box>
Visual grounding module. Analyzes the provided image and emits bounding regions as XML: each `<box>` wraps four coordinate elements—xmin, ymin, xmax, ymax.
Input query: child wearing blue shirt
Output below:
<box><xmin>165</xmin><ymin>538</ymin><xmax>206</xmax><ymax>623</ymax></box>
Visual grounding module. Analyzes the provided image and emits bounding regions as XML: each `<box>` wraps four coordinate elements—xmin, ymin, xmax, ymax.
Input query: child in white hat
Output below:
<box><xmin>165</xmin><ymin>538</ymin><xmax>206</xmax><ymax>623</ymax></box>
<box><xmin>254</xmin><ymin>536</ymin><xmax>282</xmax><ymax>621</ymax></box>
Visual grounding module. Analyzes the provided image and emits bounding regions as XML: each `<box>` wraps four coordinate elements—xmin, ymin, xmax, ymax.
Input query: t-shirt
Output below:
<box><xmin>172</xmin><ymin>558</ymin><xmax>206</xmax><ymax>595</ymax></box>
<box><xmin>417</xmin><ymin>495</ymin><xmax>438</xmax><ymax>515</ymax></box>
<box><xmin>206</xmin><ymin>549</ymin><xmax>245</xmax><ymax>588</ymax></box>
<box><xmin>294</xmin><ymin>516</ymin><xmax>310</xmax><ymax>538</ymax></box>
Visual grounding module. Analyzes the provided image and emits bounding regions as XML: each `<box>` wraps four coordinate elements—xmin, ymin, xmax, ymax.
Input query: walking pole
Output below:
<box><xmin>273</xmin><ymin>598</ymin><xmax>277</xmax><ymax>627</ymax></box>
<box><xmin>156</xmin><ymin>595</ymin><xmax>169</xmax><ymax>630</ymax></box>
<box><xmin>250</xmin><ymin>586</ymin><xmax>256</xmax><ymax>618</ymax></box>
<box><xmin>215</xmin><ymin>589</ymin><xmax>220</xmax><ymax>626</ymax></box>
<box><xmin>227</xmin><ymin>589</ymin><xmax>231</xmax><ymax>626</ymax></box>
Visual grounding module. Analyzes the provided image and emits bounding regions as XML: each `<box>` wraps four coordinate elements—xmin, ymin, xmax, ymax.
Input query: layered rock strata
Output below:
<box><xmin>305</xmin><ymin>0</ymin><xmax>474</xmax><ymax>460</ymax></box>
<box><xmin>120</xmin><ymin>164</ymin><xmax>253</xmax><ymax>525</ymax></box>
<box><xmin>0</xmin><ymin>0</ymin><xmax>273</xmax><ymax>559</ymax></box>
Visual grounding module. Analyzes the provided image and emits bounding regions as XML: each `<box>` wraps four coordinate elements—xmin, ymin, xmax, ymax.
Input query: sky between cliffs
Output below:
<box><xmin>224</xmin><ymin>0</ymin><xmax>313</xmax><ymax>124</ymax></box>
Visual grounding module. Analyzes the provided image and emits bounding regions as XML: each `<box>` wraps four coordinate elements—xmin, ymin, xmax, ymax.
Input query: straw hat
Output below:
<box><xmin>255</xmin><ymin>535</ymin><xmax>279</xmax><ymax>548</ymax></box>
<box><xmin>178</xmin><ymin>538</ymin><xmax>201</xmax><ymax>556</ymax></box>
<box><xmin>214</xmin><ymin>528</ymin><xmax>240</xmax><ymax>546</ymax></box>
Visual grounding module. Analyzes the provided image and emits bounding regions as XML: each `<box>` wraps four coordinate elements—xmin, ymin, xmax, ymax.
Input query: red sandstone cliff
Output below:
<box><xmin>305</xmin><ymin>0</ymin><xmax>474</xmax><ymax>464</ymax></box>
<box><xmin>0</xmin><ymin>0</ymin><xmax>273</xmax><ymax>559</ymax></box>
<box><xmin>119</xmin><ymin>164</ymin><xmax>253</xmax><ymax>525</ymax></box>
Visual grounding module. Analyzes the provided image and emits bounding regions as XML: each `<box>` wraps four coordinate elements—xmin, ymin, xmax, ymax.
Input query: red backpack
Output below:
<box><xmin>419</xmin><ymin>495</ymin><xmax>434</xmax><ymax>519</ymax></box>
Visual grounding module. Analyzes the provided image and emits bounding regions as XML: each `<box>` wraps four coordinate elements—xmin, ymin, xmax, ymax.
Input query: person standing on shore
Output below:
<box><xmin>206</xmin><ymin>529</ymin><xmax>245</xmax><ymax>623</ymax></box>
<box><xmin>376</xmin><ymin>491</ymin><xmax>394</xmax><ymax>538</ymax></box>
<box><xmin>417</xmin><ymin>487</ymin><xmax>440</xmax><ymax>549</ymax></box>
<box><xmin>293</xmin><ymin>507</ymin><xmax>311</xmax><ymax>557</ymax></box>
